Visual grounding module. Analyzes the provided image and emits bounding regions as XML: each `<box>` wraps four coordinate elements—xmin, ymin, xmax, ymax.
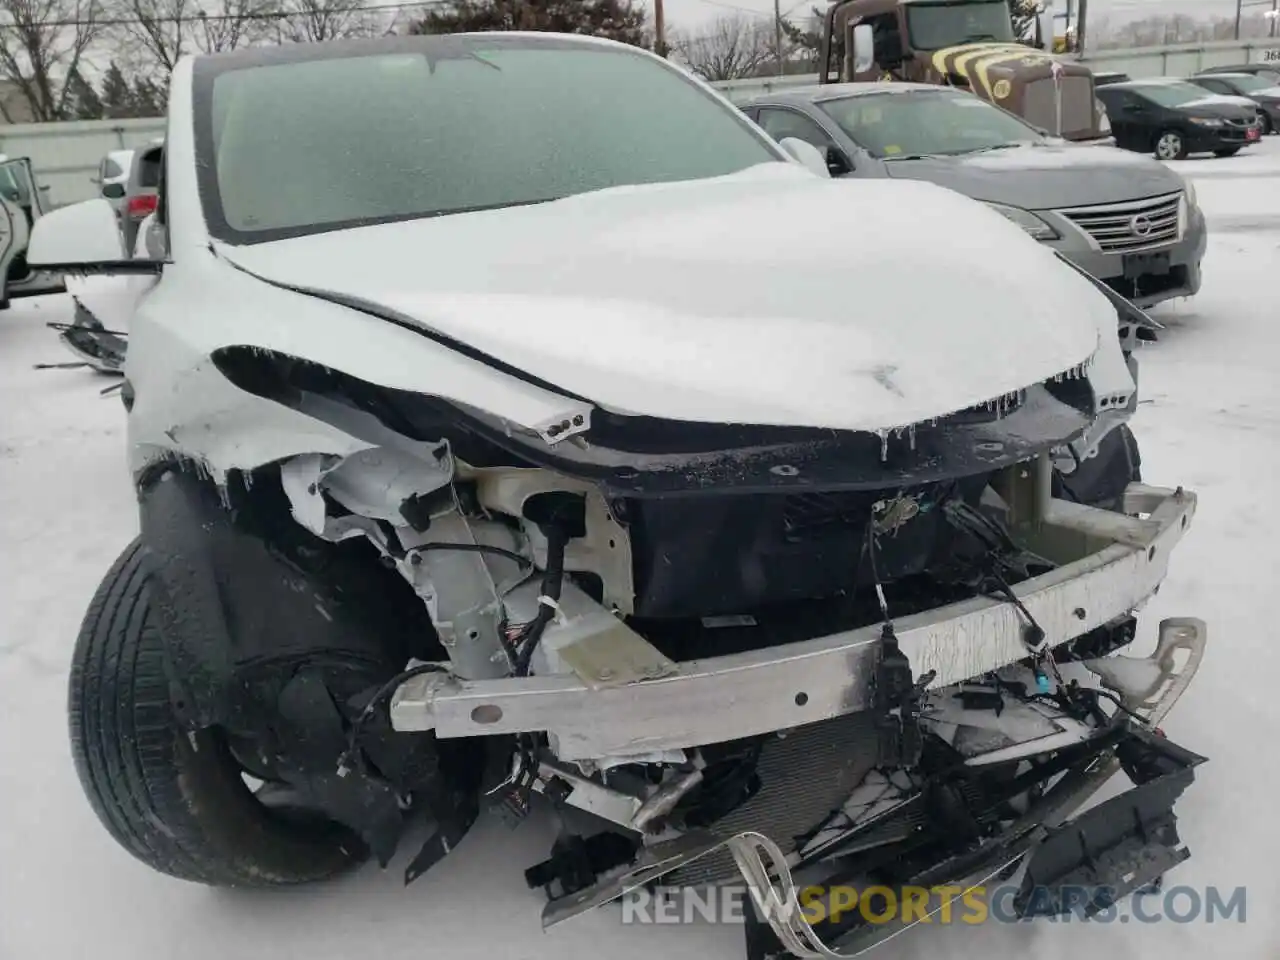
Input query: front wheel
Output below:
<box><xmin>1154</xmin><ymin>130</ymin><xmax>1188</xmax><ymax>161</ymax></box>
<box><xmin>68</xmin><ymin>538</ymin><xmax>365</xmax><ymax>886</ymax></box>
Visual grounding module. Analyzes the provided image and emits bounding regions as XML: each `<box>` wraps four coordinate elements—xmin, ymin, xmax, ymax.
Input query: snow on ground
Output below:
<box><xmin>3</xmin><ymin>140</ymin><xmax>1280</xmax><ymax>960</ymax></box>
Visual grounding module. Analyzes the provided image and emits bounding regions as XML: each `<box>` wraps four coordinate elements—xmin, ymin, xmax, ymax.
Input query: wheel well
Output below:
<box><xmin>136</xmin><ymin>456</ymin><xmax>441</xmax><ymax>730</ymax></box>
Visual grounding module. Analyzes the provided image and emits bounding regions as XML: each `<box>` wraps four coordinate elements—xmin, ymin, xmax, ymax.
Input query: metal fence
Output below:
<box><xmin>3</xmin><ymin>36</ymin><xmax>1279</xmax><ymax>207</ymax></box>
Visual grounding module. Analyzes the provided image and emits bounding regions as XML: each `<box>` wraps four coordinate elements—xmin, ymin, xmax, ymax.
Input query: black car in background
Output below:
<box><xmin>1096</xmin><ymin>79</ymin><xmax>1263</xmax><ymax>160</ymax></box>
<box><xmin>1189</xmin><ymin>72</ymin><xmax>1280</xmax><ymax>134</ymax></box>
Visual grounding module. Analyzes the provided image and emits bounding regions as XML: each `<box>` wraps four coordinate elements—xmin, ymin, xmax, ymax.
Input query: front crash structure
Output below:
<box><xmin>125</xmin><ymin>309</ymin><xmax>1204</xmax><ymax>960</ymax></box>
<box><xmin>380</xmin><ymin>474</ymin><xmax>1209</xmax><ymax>958</ymax></box>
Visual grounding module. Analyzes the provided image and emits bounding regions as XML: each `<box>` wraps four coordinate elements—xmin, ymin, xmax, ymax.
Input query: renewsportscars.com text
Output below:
<box><xmin>619</xmin><ymin>883</ymin><xmax>1247</xmax><ymax>927</ymax></box>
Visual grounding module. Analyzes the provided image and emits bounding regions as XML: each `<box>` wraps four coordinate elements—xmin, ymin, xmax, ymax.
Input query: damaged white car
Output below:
<box><xmin>36</xmin><ymin>33</ymin><xmax>1207</xmax><ymax>960</ymax></box>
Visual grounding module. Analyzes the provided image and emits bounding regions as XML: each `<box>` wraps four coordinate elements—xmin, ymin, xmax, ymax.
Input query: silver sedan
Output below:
<box><xmin>742</xmin><ymin>83</ymin><xmax>1207</xmax><ymax>309</ymax></box>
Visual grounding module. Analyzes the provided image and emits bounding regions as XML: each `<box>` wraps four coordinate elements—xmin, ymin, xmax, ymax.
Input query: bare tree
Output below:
<box><xmin>272</xmin><ymin>0</ymin><xmax>382</xmax><ymax>42</ymax></box>
<box><xmin>0</xmin><ymin>0</ymin><xmax>105</xmax><ymax>121</ymax></box>
<box><xmin>107</xmin><ymin>0</ymin><xmax>274</xmax><ymax>79</ymax></box>
<box><xmin>672</xmin><ymin>13</ymin><xmax>775</xmax><ymax>81</ymax></box>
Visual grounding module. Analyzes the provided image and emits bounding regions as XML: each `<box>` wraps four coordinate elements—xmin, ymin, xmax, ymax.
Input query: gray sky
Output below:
<box><xmin>660</xmin><ymin>0</ymin><xmax>1256</xmax><ymax>34</ymax></box>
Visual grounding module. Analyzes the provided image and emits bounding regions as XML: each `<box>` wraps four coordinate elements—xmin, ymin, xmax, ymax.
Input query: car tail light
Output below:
<box><xmin>127</xmin><ymin>194</ymin><xmax>157</xmax><ymax>219</ymax></box>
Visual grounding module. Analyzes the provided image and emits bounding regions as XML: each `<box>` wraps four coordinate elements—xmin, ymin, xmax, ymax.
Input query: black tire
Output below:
<box><xmin>1213</xmin><ymin>147</ymin><xmax>1241</xmax><ymax>158</ymax></box>
<box><xmin>68</xmin><ymin>538</ymin><xmax>364</xmax><ymax>886</ymax></box>
<box><xmin>1053</xmin><ymin>423</ymin><xmax>1141</xmax><ymax>514</ymax></box>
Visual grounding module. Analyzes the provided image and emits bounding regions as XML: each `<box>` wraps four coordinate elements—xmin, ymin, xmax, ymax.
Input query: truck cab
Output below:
<box><xmin>819</xmin><ymin>0</ymin><xmax>1106</xmax><ymax>140</ymax></box>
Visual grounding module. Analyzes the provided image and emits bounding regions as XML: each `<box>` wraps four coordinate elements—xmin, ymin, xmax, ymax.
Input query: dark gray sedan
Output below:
<box><xmin>742</xmin><ymin>83</ymin><xmax>1207</xmax><ymax>309</ymax></box>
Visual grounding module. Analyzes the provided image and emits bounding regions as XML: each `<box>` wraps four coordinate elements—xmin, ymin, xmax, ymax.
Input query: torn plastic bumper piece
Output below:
<box><xmin>743</xmin><ymin>618</ymin><xmax>1209</xmax><ymax>960</ymax></box>
<box><xmin>48</xmin><ymin>300</ymin><xmax>127</xmax><ymax>374</ymax></box>
<box><xmin>1013</xmin><ymin>729</ymin><xmax>1206</xmax><ymax>919</ymax></box>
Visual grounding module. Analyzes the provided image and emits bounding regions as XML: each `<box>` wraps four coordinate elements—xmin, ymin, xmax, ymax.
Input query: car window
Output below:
<box><xmin>1218</xmin><ymin>74</ymin><xmax>1276</xmax><ymax>93</ymax></box>
<box><xmin>904</xmin><ymin>0</ymin><xmax>1015</xmax><ymax>51</ymax></box>
<box><xmin>194</xmin><ymin>37</ymin><xmax>783</xmax><ymax>243</ymax></box>
<box><xmin>818</xmin><ymin>90</ymin><xmax>1041</xmax><ymax>159</ymax></box>
<box><xmin>1127</xmin><ymin>82</ymin><xmax>1217</xmax><ymax>108</ymax></box>
<box><xmin>756</xmin><ymin>108</ymin><xmax>834</xmax><ymax>148</ymax></box>
<box><xmin>0</xmin><ymin>162</ymin><xmax>32</xmax><ymax>207</ymax></box>
<box><xmin>135</xmin><ymin>148</ymin><xmax>163</xmax><ymax>189</ymax></box>
<box><xmin>103</xmin><ymin>158</ymin><xmax>126</xmax><ymax>179</ymax></box>
<box><xmin>1193</xmin><ymin>78</ymin><xmax>1230</xmax><ymax>94</ymax></box>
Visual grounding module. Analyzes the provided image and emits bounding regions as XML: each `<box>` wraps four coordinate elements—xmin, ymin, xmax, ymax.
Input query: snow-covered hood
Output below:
<box><xmin>215</xmin><ymin>163</ymin><xmax>1113</xmax><ymax>433</ymax></box>
<box><xmin>881</xmin><ymin>143</ymin><xmax>1184</xmax><ymax>210</ymax></box>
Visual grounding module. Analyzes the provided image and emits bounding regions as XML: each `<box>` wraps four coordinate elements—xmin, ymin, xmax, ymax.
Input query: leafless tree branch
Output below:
<box><xmin>105</xmin><ymin>0</ymin><xmax>274</xmax><ymax>80</ymax></box>
<box><xmin>0</xmin><ymin>0</ymin><xmax>105</xmax><ymax>120</ymax></box>
<box><xmin>270</xmin><ymin>0</ymin><xmax>380</xmax><ymax>42</ymax></box>
<box><xmin>671</xmin><ymin>13</ymin><xmax>775</xmax><ymax>82</ymax></box>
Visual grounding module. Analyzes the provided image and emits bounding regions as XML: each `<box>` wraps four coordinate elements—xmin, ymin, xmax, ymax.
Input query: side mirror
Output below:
<box><xmin>28</xmin><ymin>198</ymin><xmax>160</xmax><ymax>275</ymax></box>
<box><xmin>852</xmin><ymin>23</ymin><xmax>875</xmax><ymax>74</ymax></box>
<box><xmin>826</xmin><ymin>146</ymin><xmax>853</xmax><ymax>176</ymax></box>
<box><xmin>778</xmin><ymin>138</ymin><xmax>831</xmax><ymax>178</ymax></box>
<box><xmin>102</xmin><ymin>183</ymin><xmax>125</xmax><ymax>200</ymax></box>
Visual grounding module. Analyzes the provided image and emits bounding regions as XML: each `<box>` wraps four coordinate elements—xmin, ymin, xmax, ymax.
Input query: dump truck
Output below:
<box><xmin>819</xmin><ymin>0</ymin><xmax>1108</xmax><ymax>141</ymax></box>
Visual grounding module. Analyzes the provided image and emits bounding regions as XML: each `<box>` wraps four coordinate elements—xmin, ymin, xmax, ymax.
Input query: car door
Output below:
<box><xmin>755</xmin><ymin>106</ymin><xmax>855</xmax><ymax>176</ymax></box>
<box><xmin>0</xmin><ymin>157</ymin><xmax>46</xmax><ymax>230</ymax></box>
<box><xmin>0</xmin><ymin>188</ymin><xmax>29</xmax><ymax>307</ymax></box>
<box><xmin>1106</xmin><ymin>91</ymin><xmax>1156</xmax><ymax>150</ymax></box>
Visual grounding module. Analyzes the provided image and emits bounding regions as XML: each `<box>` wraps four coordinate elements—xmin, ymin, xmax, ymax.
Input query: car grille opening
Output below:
<box><xmin>1056</xmin><ymin>192</ymin><xmax>1182</xmax><ymax>253</ymax></box>
<box><xmin>1022</xmin><ymin>76</ymin><xmax>1094</xmax><ymax>137</ymax></box>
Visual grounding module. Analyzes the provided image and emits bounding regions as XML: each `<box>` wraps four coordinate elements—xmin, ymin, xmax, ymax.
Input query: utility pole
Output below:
<box><xmin>1075</xmin><ymin>0</ymin><xmax>1087</xmax><ymax>55</ymax></box>
<box><xmin>1271</xmin><ymin>0</ymin><xmax>1278</xmax><ymax>38</ymax></box>
<box><xmin>654</xmin><ymin>0</ymin><xmax>667</xmax><ymax>57</ymax></box>
<box><xmin>1235</xmin><ymin>0</ymin><xmax>1243</xmax><ymax>39</ymax></box>
<box><xmin>775</xmin><ymin>0</ymin><xmax>785</xmax><ymax>76</ymax></box>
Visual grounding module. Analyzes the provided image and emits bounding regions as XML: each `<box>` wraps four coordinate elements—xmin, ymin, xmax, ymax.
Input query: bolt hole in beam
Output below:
<box><xmin>471</xmin><ymin>704</ymin><xmax>503</xmax><ymax>724</ymax></box>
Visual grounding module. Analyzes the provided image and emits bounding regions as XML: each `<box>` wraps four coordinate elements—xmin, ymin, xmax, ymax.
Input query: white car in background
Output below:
<box><xmin>93</xmin><ymin>148</ymin><xmax>136</xmax><ymax>218</ymax></box>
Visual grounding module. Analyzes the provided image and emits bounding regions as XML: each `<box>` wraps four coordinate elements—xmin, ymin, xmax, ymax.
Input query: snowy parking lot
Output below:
<box><xmin>3</xmin><ymin>139</ymin><xmax>1279</xmax><ymax>960</ymax></box>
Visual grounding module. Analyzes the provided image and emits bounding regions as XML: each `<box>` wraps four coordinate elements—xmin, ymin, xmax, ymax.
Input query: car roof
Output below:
<box><xmin>194</xmin><ymin>30</ymin><xmax>644</xmax><ymax>72</ymax></box>
<box><xmin>1193</xmin><ymin>72</ymin><xmax>1252</xmax><ymax>80</ymax></box>
<box><xmin>745</xmin><ymin>81</ymin><xmax>964</xmax><ymax>106</ymax></box>
<box><xmin>1100</xmin><ymin>78</ymin><xmax>1197</xmax><ymax>90</ymax></box>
